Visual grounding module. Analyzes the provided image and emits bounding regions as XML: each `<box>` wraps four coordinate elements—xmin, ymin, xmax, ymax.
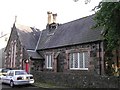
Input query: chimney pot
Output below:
<box><xmin>47</xmin><ymin>11</ymin><xmax>52</xmax><ymax>14</ymax></box>
<box><xmin>47</xmin><ymin>11</ymin><xmax>53</xmax><ymax>24</ymax></box>
<box><xmin>53</xmin><ymin>13</ymin><xmax>57</xmax><ymax>23</ymax></box>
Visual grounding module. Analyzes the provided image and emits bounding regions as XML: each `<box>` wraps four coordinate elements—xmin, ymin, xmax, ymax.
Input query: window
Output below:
<box><xmin>13</xmin><ymin>42</ymin><xmax>16</xmax><ymax>67</ymax></box>
<box><xmin>10</xmin><ymin>40</ymin><xmax>16</xmax><ymax>68</ymax></box>
<box><xmin>15</xmin><ymin>71</ymin><xmax>27</xmax><ymax>75</ymax></box>
<box><xmin>8</xmin><ymin>71</ymin><xmax>14</xmax><ymax>76</ymax></box>
<box><xmin>10</xmin><ymin>42</ymin><xmax>13</xmax><ymax>67</ymax></box>
<box><xmin>1</xmin><ymin>69</ymin><xmax>11</xmax><ymax>73</ymax></box>
<box><xmin>69</xmin><ymin>52</ymin><xmax>89</xmax><ymax>70</ymax></box>
<box><xmin>46</xmin><ymin>54</ymin><xmax>52</xmax><ymax>69</ymax></box>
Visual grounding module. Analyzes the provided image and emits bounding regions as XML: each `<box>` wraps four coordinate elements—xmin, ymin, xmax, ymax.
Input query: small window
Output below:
<box><xmin>69</xmin><ymin>52</ymin><xmax>89</xmax><ymax>70</ymax></box>
<box><xmin>8</xmin><ymin>71</ymin><xmax>14</xmax><ymax>76</ymax></box>
<box><xmin>46</xmin><ymin>54</ymin><xmax>53</xmax><ymax>69</ymax></box>
<box><xmin>11</xmin><ymin>72</ymin><xmax>14</xmax><ymax>76</ymax></box>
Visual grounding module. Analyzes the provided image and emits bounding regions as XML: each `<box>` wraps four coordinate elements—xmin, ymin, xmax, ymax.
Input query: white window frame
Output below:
<box><xmin>46</xmin><ymin>54</ymin><xmax>53</xmax><ymax>69</ymax></box>
<box><xmin>69</xmin><ymin>52</ymin><xmax>88</xmax><ymax>70</ymax></box>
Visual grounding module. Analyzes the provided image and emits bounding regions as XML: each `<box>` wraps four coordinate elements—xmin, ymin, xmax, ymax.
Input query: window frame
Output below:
<box><xmin>46</xmin><ymin>54</ymin><xmax>53</xmax><ymax>69</ymax></box>
<box><xmin>8</xmin><ymin>71</ymin><xmax>14</xmax><ymax>76</ymax></box>
<box><xmin>69</xmin><ymin>51</ymin><xmax>89</xmax><ymax>70</ymax></box>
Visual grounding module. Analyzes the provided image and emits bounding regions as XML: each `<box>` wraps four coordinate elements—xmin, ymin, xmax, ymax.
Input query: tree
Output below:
<box><xmin>94</xmin><ymin>2</ymin><xmax>120</xmax><ymax>76</ymax></box>
<box><xmin>73</xmin><ymin>0</ymin><xmax>91</xmax><ymax>4</ymax></box>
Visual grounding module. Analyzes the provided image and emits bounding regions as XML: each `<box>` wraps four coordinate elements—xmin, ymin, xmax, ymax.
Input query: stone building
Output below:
<box><xmin>35</xmin><ymin>13</ymin><xmax>105</xmax><ymax>75</ymax></box>
<box><xmin>5</xmin><ymin>12</ymin><xmax>120</xmax><ymax>75</ymax></box>
<box><xmin>4</xmin><ymin>23</ymin><xmax>41</xmax><ymax>72</ymax></box>
<box><xmin>0</xmin><ymin>33</ymin><xmax>10</xmax><ymax>68</ymax></box>
<box><xmin>4</xmin><ymin>12</ymin><xmax>120</xmax><ymax>87</ymax></box>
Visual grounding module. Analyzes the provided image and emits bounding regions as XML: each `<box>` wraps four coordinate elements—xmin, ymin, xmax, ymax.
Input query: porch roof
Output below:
<box><xmin>27</xmin><ymin>50</ymin><xmax>44</xmax><ymax>60</ymax></box>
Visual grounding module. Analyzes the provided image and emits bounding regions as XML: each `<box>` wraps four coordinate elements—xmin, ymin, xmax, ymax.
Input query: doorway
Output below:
<box><xmin>57</xmin><ymin>52</ymin><xmax>65</xmax><ymax>72</ymax></box>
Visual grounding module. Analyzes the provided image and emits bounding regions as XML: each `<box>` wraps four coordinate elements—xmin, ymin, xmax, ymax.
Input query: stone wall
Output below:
<box><xmin>32</xmin><ymin>71</ymin><xmax>120</xmax><ymax>88</ymax></box>
<box><xmin>4</xmin><ymin>26</ymin><xmax>29</xmax><ymax>70</ymax></box>
<box><xmin>38</xmin><ymin>41</ymin><xmax>104</xmax><ymax>75</ymax></box>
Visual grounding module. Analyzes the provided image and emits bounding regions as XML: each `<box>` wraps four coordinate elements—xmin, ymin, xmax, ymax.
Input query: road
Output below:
<box><xmin>0</xmin><ymin>82</ymin><xmax>40</xmax><ymax>89</ymax></box>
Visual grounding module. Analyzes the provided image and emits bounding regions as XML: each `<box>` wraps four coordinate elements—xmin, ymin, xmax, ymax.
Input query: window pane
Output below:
<box><xmin>73</xmin><ymin>53</ymin><xmax>75</xmax><ymax>68</ymax></box>
<box><xmin>84</xmin><ymin>52</ymin><xmax>89</xmax><ymax>68</ymax></box>
<box><xmin>78</xmin><ymin>53</ymin><xmax>80</xmax><ymax>68</ymax></box>
<box><xmin>49</xmin><ymin>55</ymin><xmax>50</xmax><ymax>67</ymax></box>
<box><xmin>46</xmin><ymin>54</ymin><xmax>52</xmax><ymax>68</ymax></box>
<box><xmin>15</xmin><ymin>71</ymin><xmax>27</xmax><ymax>75</ymax></box>
<box><xmin>47</xmin><ymin>55</ymin><xmax>49</xmax><ymax>67</ymax></box>
<box><xmin>69</xmin><ymin>53</ymin><xmax>73</xmax><ymax>68</ymax></box>
<box><xmin>46</xmin><ymin>55</ymin><xmax>52</xmax><ymax>67</ymax></box>
<box><xmin>79</xmin><ymin>53</ymin><xmax>83</xmax><ymax>68</ymax></box>
<box><xmin>74</xmin><ymin>53</ymin><xmax>78</xmax><ymax>68</ymax></box>
<box><xmin>46</xmin><ymin>55</ymin><xmax>48</xmax><ymax>68</ymax></box>
<box><xmin>49</xmin><ymin>55</ymin><xmax>52</xmax><ymax>67</ymax></box>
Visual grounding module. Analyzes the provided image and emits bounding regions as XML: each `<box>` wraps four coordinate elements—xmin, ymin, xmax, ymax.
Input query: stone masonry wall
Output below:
<box><xmin>32</xmin><ymin>71</ymin><xmax>120</xmax><ymax>88</ymax></box>
<box><xmin>4</xmin><ymin>26</ymin><xmax>29</xmax><ymax>69</ymax></box>
<box><xmin>38</xmin><ymin>41</ymin><xmax>104</xmax><ymax>75</ymax></box>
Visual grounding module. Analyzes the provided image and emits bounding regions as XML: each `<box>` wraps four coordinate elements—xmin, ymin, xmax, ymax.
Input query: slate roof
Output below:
<box><xmin>37</xmin><ymin>14</ymin><xmax>103</xmax><ymax>50</ymax></box>
<box><xmin>27</xmin><ymin>50</ymin><xmax>43</xmax><ymax>59</ymax></box>
<box><xmin>15</xmin><ymin>24</ymin><xmax>40</xmax><ymax>50</ymax></box>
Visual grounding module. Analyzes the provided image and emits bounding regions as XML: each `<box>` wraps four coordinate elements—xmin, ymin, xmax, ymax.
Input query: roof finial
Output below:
<box><xmin>14</xmin><ymin>15</ymin><xmax>17</xmax><ymax>24</ymax></box>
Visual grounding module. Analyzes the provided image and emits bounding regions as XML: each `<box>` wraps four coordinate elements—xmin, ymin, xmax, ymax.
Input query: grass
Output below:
<box><xmin>33</xmin><ymin>82</ymin><xmax>69</xmax><ymax>88</ymax></box>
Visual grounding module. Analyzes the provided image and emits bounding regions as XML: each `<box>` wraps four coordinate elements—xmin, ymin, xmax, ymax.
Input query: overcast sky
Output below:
<box><xmin>0</xmin><ymin>0</ymin><xmax>101</xmax><ymax>34</ymax></box>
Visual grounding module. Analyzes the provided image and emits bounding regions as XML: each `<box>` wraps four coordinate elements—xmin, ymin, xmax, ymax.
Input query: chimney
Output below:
<box><xmin>47</xmin><ymin>11</ymin><xmax>53</xmax><ymax>24</ymax></box>
<box><xmin>53</xmin><ymin>13</ymin><xmax>57</xmax><ymax>23</ymax></box>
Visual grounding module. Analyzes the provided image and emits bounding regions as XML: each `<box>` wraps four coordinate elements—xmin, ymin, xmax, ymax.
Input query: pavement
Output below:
<box><xmin>0</xmin><ymin>80</ymin><xmax>68</xmax><ymax>89</ymax></box>
<box><xmin>1</xmin><ymin>82</ymin><xmax>40</xmax><ymax>89</ymax></box>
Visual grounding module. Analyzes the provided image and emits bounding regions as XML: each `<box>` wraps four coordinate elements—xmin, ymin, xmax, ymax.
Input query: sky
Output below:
<box><xmin>0</xmin><ymin>0</ymin><xmax>102</xmax><ymax>34</ymax></box>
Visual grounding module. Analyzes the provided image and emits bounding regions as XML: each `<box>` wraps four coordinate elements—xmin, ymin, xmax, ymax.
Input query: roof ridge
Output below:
<box><xmin>61</xmin><ymin>14</ymin><xmax>95</xmax><ymax>26</ymax></box>
<box><xmin>15</xmin><ymin>23</ymin><xmax>31</xmax><ymax>28</ymax></box>
<box><xmin>35</xmin><ymin>31</ymin><xmax>42</xmax><ymax>51</ymax></box>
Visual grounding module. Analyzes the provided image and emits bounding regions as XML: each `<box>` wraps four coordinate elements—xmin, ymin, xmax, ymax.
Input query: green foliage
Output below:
<box><xmin>94</xmin><ymin>2</ymin><xmax>120</xmax><ymax>50</ymax></box>
<box><xmin>94</xmin><ymin>2</ymin><xmax>120</xmax><ymax>76</ymax></box>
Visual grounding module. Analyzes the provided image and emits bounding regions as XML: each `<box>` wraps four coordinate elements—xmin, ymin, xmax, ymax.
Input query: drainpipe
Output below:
<box><xmin>99</xmin><ymin>42</ymin><xmax>102</xmax><ymax>75</ymax></box>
